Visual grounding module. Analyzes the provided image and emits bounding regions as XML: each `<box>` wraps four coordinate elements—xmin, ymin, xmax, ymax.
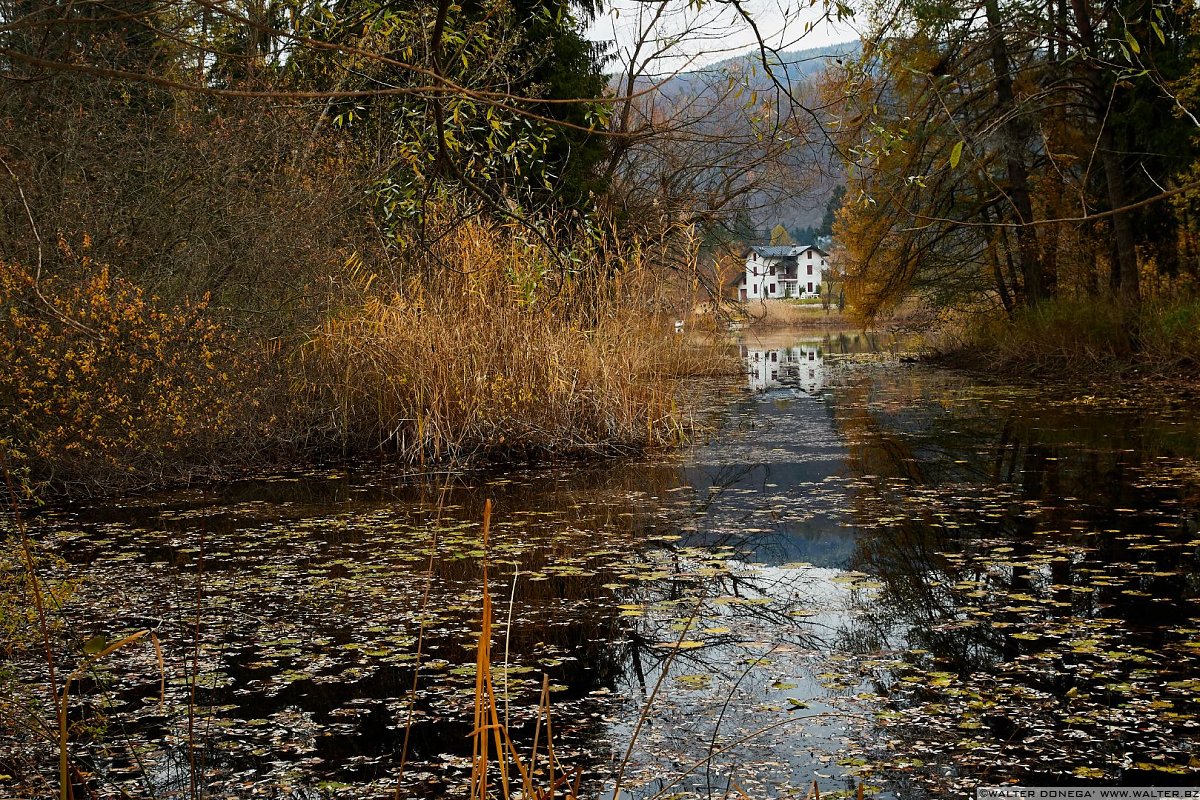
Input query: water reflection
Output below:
<box><xmin>7</xmin><ymin>333</ymin><xmax>1200</xmax><ymax>798</ymax></box>
<box><xmin>743</xmin><ymin>342</ymin><xmax>826</xmax><ymax>395</ymax></box>
<box><xmin>740</xmin><ymin>331</ymin><xmax>891</xmax><ymax>397</ymax></box>
<box><xmin>829</xmin><ymin>370</ymin><xmax>1200</xmax><ymax>793</ymax></box>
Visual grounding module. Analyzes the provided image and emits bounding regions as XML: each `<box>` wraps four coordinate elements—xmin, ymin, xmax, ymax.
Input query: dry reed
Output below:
<box><xmin>468</xmin><ymin>499</ymin><xmax>582</xmax><ymax>800</ymax></box>
<box><xmin>299</xmin><ymin>219</ymin><xmax>735</xmax><ymax>463</ymax></box>
<box><xmin>739</xmin><ymin>299</ymin><xmax>851</xmax><ymax>330</ymax></box>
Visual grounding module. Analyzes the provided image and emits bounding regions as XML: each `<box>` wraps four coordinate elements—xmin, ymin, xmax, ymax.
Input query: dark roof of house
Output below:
<box><xmin>750</xmin><ymin>245</ymin><xmax>802</xmax><ymax>258</ymax></box>
<box><xmin>748</xmin><ymin>244</ymin><xmax>830</xmax><ymax>259</ymax></box>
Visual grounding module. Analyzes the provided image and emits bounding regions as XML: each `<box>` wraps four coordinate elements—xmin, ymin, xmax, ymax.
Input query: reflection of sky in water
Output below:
<box><xmin>607</xmin><ymin>558</ymin><xmax>887</xmax><ymax>800</ymax></box>
<box><xmin>681</xmin><ymin>332</ymin><xmax>881</xmax><ymax>570</ymax></box>
<box><xmin>603</xmin><ymin>331</ymin><xmax>896</xmax><ymax>800</ymax></box>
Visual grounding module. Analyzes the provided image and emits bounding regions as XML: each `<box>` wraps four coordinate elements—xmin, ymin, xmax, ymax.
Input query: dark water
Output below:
<box><xmin>4</xmin><ymin>331</ymin><xmax>1200</xmax><ymax>799</ymax></box>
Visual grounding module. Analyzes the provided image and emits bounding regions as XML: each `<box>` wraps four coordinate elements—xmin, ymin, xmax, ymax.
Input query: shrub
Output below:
<box><xmin>941</xmin><ymin>296</ymin><xmax>1200</xmax><ymax>378</ymax></box>
<box><xmin>1142</xmin><ymin>299</ymin><xmax>1200</xmax><ymax>367</ymax></box>
<box><xmin>0</xmin><ymin>242</ymin><xmax>259</xmax><ymax>492</ymax></box>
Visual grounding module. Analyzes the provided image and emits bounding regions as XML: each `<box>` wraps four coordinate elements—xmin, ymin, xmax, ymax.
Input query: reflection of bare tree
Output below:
<box><xmin>825</xmin><ymin>369</ymin><xmax>1200</xmax><ymax>792</ymax></box>
<box><xmin>17</xmin><ymin>457</ymin><xmax>718</xmax><ymax>799</ymax></box>
<box><xmin>607</xmin><ymin>554</ymin><xmax>864</xmax><ymax>800</ymax></box>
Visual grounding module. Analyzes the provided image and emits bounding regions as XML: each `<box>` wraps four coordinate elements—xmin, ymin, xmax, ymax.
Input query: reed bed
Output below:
<box><xmin>1</xmin><ymin>214</ymin><xmax>735</xmax><ymax>492</ymax></box>
<box><xmin>299</xmin><ymin>219</ymin><xmax>735</xmax><ymax>463</ymax></box>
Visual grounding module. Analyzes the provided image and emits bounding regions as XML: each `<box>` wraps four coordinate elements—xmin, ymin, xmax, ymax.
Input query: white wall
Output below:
<box><xmin>744</xmin><ymin>248</ymin><xmax>830</xmax><ymax>299</ymax></box>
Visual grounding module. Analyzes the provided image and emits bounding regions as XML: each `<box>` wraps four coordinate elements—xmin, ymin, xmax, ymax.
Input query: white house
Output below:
<box><xmin>733</xmin><ymin>245</ymin><xmax>830</xmax><ymax>301</ymax></box>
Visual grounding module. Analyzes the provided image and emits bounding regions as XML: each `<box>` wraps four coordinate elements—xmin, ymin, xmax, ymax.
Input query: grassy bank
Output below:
<box><xmin>739</xmin><ymin>298</ymin><xmax>853</xmax><ymax>329</ymax></box>
<box><xmin>935</xmin><ymin>298</ymin><xmax>1200</xmax><ymax>379</ymax></box>
<box><xmin>0</xmin><ymin>221</ymin><xmax>735</xmax><ymax>497</ymax></box>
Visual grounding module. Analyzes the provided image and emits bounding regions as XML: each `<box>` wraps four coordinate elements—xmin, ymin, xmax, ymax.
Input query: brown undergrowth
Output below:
<box><xmin>299</xmin><ymin>219</ymin><xmax>733</xmax><ymax>464</ymax></box>
<box><xmin>0</xmin><ymin>217</ymin><xmax>736</xmax><ymax>496</ymax></box>
<box><xmin>933</xmin><ymin>297</ymin><xmax>1200</xmax><ymax>381</ymax></box>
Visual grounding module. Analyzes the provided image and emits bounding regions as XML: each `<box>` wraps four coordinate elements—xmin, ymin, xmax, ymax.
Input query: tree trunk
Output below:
<box><xmin>1098</xmin><ymin>126</ymin><xmax>1140</xmax><ymax>301</ymax></box>
<box><xmin>1067</xmin><ymin>0</ymin><xmax>1140</xmax><ymax>302</ymax></box>
<box><xmin>999</xmin><ymin>224</ymin><xmax>1023</xmax><ymax>302</ymax></box>
<box><xmin>983</xmin><ymin>0</ymin><xmax>1045</xmax><ymax>305</ymax></box>
<box><xmin>981</xmin><ymin>205</ymin><xmax>1015</xmax><ymax>316</ymax></box>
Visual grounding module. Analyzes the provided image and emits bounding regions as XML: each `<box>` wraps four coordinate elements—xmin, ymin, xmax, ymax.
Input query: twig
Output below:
<box><xmin>0</xmin><ymin>154</ymin><xmax>96</xmax><ymax>337</ymax></box>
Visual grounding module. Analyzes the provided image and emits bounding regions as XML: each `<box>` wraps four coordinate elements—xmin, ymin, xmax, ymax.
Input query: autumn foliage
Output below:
<box><xmin>0</xmin><ymin>240</ymin><xmax>258</xmax><ymax>491</ymax></box>
<box><xmin>299</xmin><ymin>218</ymin><xmax>728</xmax><ymax>463</ymax></box>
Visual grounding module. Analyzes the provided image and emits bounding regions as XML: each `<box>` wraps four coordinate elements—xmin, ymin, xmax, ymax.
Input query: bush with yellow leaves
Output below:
<box><xmin>0</xmin><ymin>240</ymin><xmax>258</xmax><ymax>492</ymax></box>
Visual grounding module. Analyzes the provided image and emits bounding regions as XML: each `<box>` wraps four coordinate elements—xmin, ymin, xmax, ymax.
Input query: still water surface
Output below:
<box><xmin>11</xmin><ymin>331</ymin><xmax>1200</xmax><ymax>798</ymax></box>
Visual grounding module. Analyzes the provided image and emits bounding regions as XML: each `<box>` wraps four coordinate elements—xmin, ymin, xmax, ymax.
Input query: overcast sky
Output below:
<box><xmin>586</xmin><ymin>0</ymin><xmax>860</xmax><ymax>75</ymax></box>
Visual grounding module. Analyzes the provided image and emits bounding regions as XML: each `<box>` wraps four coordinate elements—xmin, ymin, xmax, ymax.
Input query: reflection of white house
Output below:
<box><xmin>742</xmin><ymin>343</ymin><xmax>825</xmax><ymax>396</ymax></box>
<box><xmin>734</xmin><ymin>245</ymin><xmax>830</xmax><ymax>302</ymax></box>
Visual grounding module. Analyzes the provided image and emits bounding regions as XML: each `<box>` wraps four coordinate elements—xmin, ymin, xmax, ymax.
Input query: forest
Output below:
<box><xmin>828</xmin><ymin>0</ymin><xmax>1200</xmax><ymax>373</ymax></box>
<box><xmin>0</xmin><ymin>0</ymin><xmax>746</xmax><ymax>494</ymax></box>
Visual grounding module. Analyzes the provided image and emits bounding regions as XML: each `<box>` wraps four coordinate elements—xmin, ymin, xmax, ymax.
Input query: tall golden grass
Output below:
<box><xmin>461</xmin><ymin>500</ymin><xmax>582</xmax><ymax>800</ymax></box>
<box><xmin>739</xmin><ymin>299</ymin><xmax>853</xmax><ymax>330</ymax></box>
<box><xmin>299</xmin><ymin>219</ymin><xmax>734</xmax><ymax>463</ymax></box>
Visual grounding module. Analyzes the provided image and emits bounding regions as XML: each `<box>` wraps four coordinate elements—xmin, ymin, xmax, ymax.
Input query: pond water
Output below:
<box><xmin>5</xmin><ymin>331</ymin><xmax>1200</xmax><ymax>799</ymax></box>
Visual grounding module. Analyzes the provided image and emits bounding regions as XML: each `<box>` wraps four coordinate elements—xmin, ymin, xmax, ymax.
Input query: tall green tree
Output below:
<box><xmin>284</xmin><ymin>0</ymin><xmax>609</xmax><ymax>228</ymax></box>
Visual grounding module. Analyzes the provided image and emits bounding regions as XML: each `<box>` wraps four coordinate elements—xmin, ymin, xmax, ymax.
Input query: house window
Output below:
<box><xmin>752</xmin><ymin>284</ymin><xmax>758</xmax><ymax>295</ymax></box>
<box><xmin>769</xmin><ymin>283</ymin><xmax>776</xmax><ymax>294</ymax></box>
<box><xmin>808</xmin><ymin>251</ymin><xmax>813</xmax><ymax>259</ymax></box>
<box><xmin>771</xmin><ymin>370</ymin><xmax>778</xmax><ymax>380</ymax></box>
<box><xmin>807</xmin><ymin>282</ymin><xmax>814</xmax><ymax>293</ymax></box>
<box><xmin>770</xmin><ymin>351</ymin><xmax>777</xmax><ymax>362</ymax></box>
<box><xmin>807</xmin><ymin>264</ymin><xmax>813</xmax><ymax>275</ymax></box>
<box><xmin>769</xmin><ymin>265</ymin><xmax>775</xmax><ymax>276</ymax></box>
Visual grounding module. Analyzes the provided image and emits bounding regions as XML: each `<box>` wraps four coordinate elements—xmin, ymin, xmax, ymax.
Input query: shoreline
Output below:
<box><xmin>715</xmin><ymin>299</ymin><xmax>925</xmax><ymax>332</ymax></box>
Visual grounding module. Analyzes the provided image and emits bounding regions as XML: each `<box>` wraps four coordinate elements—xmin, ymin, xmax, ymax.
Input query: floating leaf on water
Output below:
<box><xmin>656</xmin><ymin>640</ymin><xmax>705</xmax><ymax>650</ymax></box>
<box><xmin>674</xmin><ymin>673</ymin><xmax>713</xmax><ymax>690</ymax></box>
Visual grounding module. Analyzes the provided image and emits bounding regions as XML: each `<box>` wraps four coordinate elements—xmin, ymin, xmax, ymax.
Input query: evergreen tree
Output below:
<box><xmin>820</xmin><ymin>186</ymin><xmax>845</xmax><ymax>238</ymax></box>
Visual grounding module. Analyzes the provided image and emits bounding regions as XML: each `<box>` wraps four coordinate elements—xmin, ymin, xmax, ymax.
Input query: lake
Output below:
<box><xmin>5</xmin><ymin>331</ymin><xmax>1199</xmax><ymax>799</ymax></box>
